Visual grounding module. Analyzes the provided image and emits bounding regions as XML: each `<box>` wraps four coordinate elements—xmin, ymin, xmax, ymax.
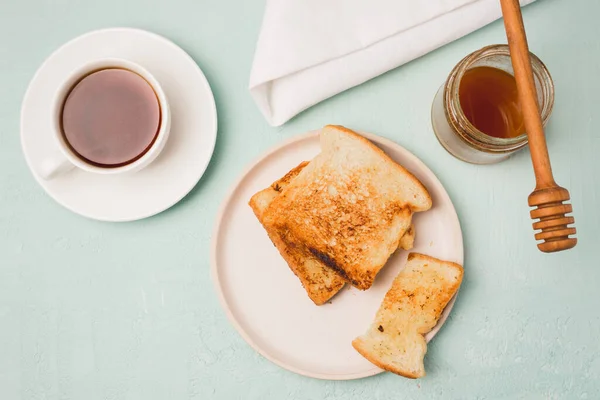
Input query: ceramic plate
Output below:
<box><xmin>211</xmin><ymin>131</ymin><xmax>463</xmax><ymax>380</ymax></box>
<box><xmin>21</xmin><ymin>28</ymin><xmax>217</xmax><ymax>221</ymax></box>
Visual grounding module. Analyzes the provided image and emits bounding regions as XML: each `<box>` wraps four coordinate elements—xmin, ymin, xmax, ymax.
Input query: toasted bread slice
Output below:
<box><xmin>249</xmin><ymin>161</ymin><xmax>416</xmax><ymax>305</ymax></box>
<box><xmin>352</xmin><ymin>253</ymin><xmax>463</xmax><ymax>378</ymax></box>
<box><xmin>262</xmin><ymin>125</ymin><xmax>432</xmax><ymax>290</ymax></box>
<box><xmin>250</xmin><ymin>162</ymin><xmax>345</xmax><ymax>305</ymax></box>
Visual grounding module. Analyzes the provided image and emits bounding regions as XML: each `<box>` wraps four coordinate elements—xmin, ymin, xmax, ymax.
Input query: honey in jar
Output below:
<box><xmin>458</xmin><ymin>66</ymin><xmax>524</xmax><ymax>139</ymax></box>
<box><xmin>432</xmin><ymin>45</ymin><xmax>554</xmax><ymax>164</ymax></box>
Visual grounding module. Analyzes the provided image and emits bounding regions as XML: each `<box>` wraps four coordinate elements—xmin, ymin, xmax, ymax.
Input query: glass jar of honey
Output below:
<box><xmin>431</xmin><ymin>44</ymin><xmax>554</xmax><ymax>164</ymax></box>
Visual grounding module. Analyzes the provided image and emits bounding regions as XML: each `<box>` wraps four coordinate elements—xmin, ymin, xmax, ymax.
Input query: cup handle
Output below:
<box><xmin>39</xmin><ymin>152</ymin><xmax>75</xmax><ymax>180</ymax></box>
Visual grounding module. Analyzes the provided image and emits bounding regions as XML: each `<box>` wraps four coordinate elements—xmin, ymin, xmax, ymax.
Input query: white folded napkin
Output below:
<box><xmin>249</xmin><ymin>0</ymin><xmax>535</xmax><ymax>126</ymax></box>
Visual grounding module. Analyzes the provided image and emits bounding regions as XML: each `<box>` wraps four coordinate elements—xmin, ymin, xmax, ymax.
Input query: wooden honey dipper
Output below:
<box><xmin>499</xmin><ymin>0</ymin><xmax>577</xmax><ymax>252</ymax></box>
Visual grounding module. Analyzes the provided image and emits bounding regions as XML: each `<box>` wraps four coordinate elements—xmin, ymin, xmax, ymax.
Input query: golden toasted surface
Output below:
<box><xmin>270</xmin><ymin>161</ymin><xmax>309</xmax><ymax>193</ymax></box>
<box><xmin>262</xmin><ymin>126</ymin><xmax>431</xmax><ymax>290</ymax></box>
<box><xmin>249</xmin><ymin>161</ymin><xmax>346</xmax><ymax>305</ymax></box>
<box><xmin>352</xmin><ymin>253</ymin><xmax>463</xmax><ymax>378</ymax></box>
<box><xmin>377</xmin><ymin>254</ymin><xmax>462</xmax><ymax>334</ymax></box>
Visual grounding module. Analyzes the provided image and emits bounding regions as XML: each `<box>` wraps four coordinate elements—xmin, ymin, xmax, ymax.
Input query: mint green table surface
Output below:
<box><xmin>1</xmin><ymin>0</ymin><xmax>598</xmax><ymax>398</ymax></box>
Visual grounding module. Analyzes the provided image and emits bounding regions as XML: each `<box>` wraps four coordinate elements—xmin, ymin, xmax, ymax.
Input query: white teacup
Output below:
<box><xmin>40</xmin><ymin>58</ymin><xmax>171</xmax><ymax>180</ymax></box>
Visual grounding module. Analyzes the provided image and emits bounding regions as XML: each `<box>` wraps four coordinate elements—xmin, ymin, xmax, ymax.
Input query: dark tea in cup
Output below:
<box><xmin>60</xmin><ymin>68</ymin><xmax>161</xmax><ymax>167</ymax></box>
<box><xmin>40</xmin><ymin>58</ymin><xmax>170</xmax><ymax>180</ymax></box>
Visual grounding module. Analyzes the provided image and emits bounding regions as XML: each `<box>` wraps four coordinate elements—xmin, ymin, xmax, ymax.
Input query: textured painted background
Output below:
<box><xmin>1</xmin><ymin>0</ymin><xmax>598</xmax><ymax>398</ymax></box>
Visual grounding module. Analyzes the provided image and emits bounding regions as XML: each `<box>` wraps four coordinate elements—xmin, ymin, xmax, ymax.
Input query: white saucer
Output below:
<box><xmin>211</xmin><ymin>131</ymin><xmax>463</xmax><ymax>380</ymax></box>
<box><xmin>21</xmin><ymin>28</ymin><xmax>217</xmax><ymax>221</ymax></box>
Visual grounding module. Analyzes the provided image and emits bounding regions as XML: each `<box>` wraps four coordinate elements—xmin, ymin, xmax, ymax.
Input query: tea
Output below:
<box><xmin>459</xmin><ymin>66</ymin><xmax>524</xmax><ymax>139</ymax></box>
<box><xmin>61</xmin><ymin>68</ymin><xmax>161</xmax><ymax>167</ymax></box>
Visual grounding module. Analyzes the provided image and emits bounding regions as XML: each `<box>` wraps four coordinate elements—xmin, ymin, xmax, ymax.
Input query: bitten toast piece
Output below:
<box><xmin>262</xmin><ymin>125</ymin><xmax>432</xmax><ymax>290</ymax></box>
<box><xmin>249</xmin><ymin>161</ymin><xmax>416</xmax><ymax>305</ymax></box>
<box><xmin>352</xmin><ymin>253</ymin><xmax>463</xmax><ymax>379</ymax></box>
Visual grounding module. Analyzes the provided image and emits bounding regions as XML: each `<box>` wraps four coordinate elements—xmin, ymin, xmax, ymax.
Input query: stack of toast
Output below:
<box><xmin>249</xmin><ymin>125</ymin><xmax>463</xmax><ymax>378</ymax></box>
<box><xmin>250</xmin><ymin>160</ymin><xmax>416</xmax><ymax>305</ymax></box>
